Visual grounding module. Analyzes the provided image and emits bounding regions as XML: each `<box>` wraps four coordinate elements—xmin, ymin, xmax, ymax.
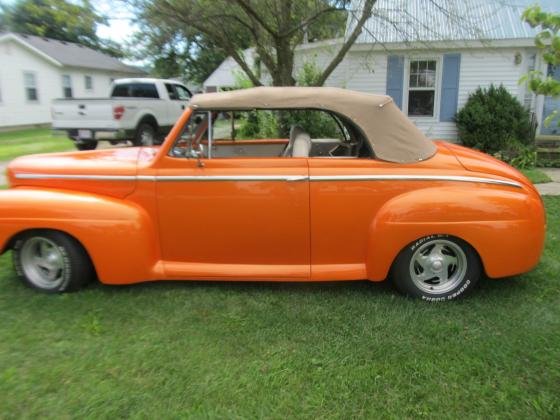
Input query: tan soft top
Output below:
<box><xmin>190</xmin><ymin>87</ymin><xmax>436</xmax><ymax>163</ymax></box>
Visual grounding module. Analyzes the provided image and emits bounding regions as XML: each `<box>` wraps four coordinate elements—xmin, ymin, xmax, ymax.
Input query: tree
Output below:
<box><xmin>1</xmin><ymin>0</ymin><xmax>125</xmax><ymax>58</ymax></box>
<box><xmin>521</xmin><ymin>5</ymin><xmax>560</xmax><ymax>127</ymax></box>
<box><xmin>131</xmin><ymin>19</ymin><xmax>232</xmax><ymax>83</ymax></box>
<box><xmin>132</xmin><ymin>0</ymin><xmax>374</xmax><ymax>87</ymax></box>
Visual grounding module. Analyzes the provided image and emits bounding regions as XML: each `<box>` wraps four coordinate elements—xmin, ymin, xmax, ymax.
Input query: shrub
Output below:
<box><xmin>493</xmin><ymin>142</ymin><xmax>537</xmax><ymax>169</ymax></box>
<box><xmin>455</xmin><ymin>84</ymin><xmax>533</xmax><ymax>155</ymax></box>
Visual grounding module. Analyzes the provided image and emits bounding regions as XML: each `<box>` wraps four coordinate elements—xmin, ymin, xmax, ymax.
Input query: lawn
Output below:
<box><xmin>0</xmin><ymin>198</ymin><xmax>558</xmax><ymax>418</ymax></box>
<box><xmin>0</xmin><ymin>128</ymin><xmax>74</xmax><ymax>161</ymax></box>
<box><xmin>521</xmin><ymin>168</ymin><xmax>553</xmax><ymax>184</ymax></box>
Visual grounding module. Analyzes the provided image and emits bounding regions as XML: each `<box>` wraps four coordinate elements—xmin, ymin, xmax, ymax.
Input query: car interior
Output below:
<box><xmin>171</xmin><ymin>109</ymin><xmax>373</xmax><ymax>159</ymax></box>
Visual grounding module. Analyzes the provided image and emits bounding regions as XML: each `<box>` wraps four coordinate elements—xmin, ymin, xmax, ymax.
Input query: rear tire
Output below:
<box><xmin>75</xmin><ymin>140</ymin><xmax>98</xmax><ymax>151</ymax></box>
<box><xmin>12</xmin><ymin>230</ymin><xmax>95</xmax><ymax>293</ymax></box>
<box><xmin>133</xmin><ymin>123</ymin><xmax>157</xmax><ymax>146</ymax></box>
<box><xmin>390</xmin><ymin>234</ymin><xmax>481</xmax><ymax>301</ymax></box>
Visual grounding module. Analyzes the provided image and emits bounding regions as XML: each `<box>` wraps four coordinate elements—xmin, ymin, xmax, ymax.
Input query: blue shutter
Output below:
<box><xmin>386</xmin><ymin>55</ymin><xmax>404</xmax><ymax>109</ymax></box>
<box><xmin>439</xmin><ymin>53</ymin><xmax>461</xmax><ymax>122</ymax></box>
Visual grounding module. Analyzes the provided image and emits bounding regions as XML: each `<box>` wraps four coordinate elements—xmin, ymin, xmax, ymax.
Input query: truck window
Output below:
<box><xmin>165</xmin><ymin>83</ymin><xmax>178</xmax><ymax>100</ymax></box>
<box><xmin>174</xmin><ymin>85</ymin><xmax>192</xmax><ymax>100</ymax></box>
<box><xmin>111</xmin><ymin>84</ymin><xmax>129</xmax><ymax>97</ymax></box>
<box><xmin>111</xmin><ymin>83</ymin><xmax>160</xmax><ymax>98</ymax></box>
<box><xmin>131</xmin><ymin>83</ymin><xmax>159</xmax><ymax>98</ymax></box>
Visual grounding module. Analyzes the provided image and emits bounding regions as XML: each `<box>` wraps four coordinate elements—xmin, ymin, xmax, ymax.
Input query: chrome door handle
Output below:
<box><xmin>285</xmin><ymin>176</ymin><xmax>308</xmax><ymax>182</ymax></box>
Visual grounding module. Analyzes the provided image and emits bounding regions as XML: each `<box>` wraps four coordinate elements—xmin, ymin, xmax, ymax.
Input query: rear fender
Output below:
<box><xmin>366</xmin><ymin>185</ymin><xmax>544</xmax><ymax>280</ymax></box>
<box><xmin>0</xmin><ymin>188</ymin><xmax>161</xmax><ymax>284</ymax></box>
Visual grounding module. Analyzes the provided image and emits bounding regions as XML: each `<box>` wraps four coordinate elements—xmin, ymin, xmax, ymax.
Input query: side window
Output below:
<box><xmin>170</xmin><ymin>109</ymin><xmax>371</xmax><ymax>160</ymax></box>
<box><xmin>165</xmin><ymin>83</ymin><xmax>178</xmax><ymax>100</ymax></box>
<box><xmin>174</xmin><ymin>85</ymin><xmax>191</xmax><ymax>100</ymax></box>
<box><xmin>111</xmin><ymin>84</ymin><xmax>129</xmax><ymax>97</ymax></box>
<box><xmin>130</xmin><ymin>83</ymin><xmax>159</xmax><ymax>98</ymax></box>
<box><xmin>24</xmin><ymin>71</ymin><xmax>38</xmax><ymax>102</ymax></box>
<box><xmin>170</xmin><ymin>111</ymin><xmax>210</xmax><ymax>158</ymax></box>
<box><xmin>62</xmin><ymin>74</ymin><xmax>72</xmax><ymax>98</ymax></box>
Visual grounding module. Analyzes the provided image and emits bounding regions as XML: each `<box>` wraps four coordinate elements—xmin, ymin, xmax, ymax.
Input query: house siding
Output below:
<box><xmin>0</xmin><ymin>40</ymin><xmax>141</xmax><ymax>128</ymax></box>
<box><xmin>295</xmin><ymin>45</ymin><xmax>535</xmax><ymax>141</ymax></box>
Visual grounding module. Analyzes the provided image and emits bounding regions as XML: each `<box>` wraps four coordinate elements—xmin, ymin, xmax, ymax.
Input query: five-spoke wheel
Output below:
<box><xmin>391</xmin><ymin>234</ymin><xmax>481</xmax><ymax>301</ymax></box>
<box><xmin>13</xmin><ymin>230</ymin><xmax>95</xmax><ymax>293</ymax></box>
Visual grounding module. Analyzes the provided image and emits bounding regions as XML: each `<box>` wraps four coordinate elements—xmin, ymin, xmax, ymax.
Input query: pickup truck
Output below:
<box><xmin>51</xmin><ymin>78</ymin><xmax>192</xmax><ymax>150</ymax></box>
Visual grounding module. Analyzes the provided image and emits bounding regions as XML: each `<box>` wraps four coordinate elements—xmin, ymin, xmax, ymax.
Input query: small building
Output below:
<box><xmin>0</xmin><ymin>32</ymin><xmax>145</xmax><ymax>129</ymax></box>
<box><xmin>204</xmin><ymin>0</ymin><xmax>560</xmax><ymax>140</ymax></box>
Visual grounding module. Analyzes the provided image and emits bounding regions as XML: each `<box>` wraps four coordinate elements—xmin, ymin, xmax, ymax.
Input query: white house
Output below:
<box><xmin>0</xmin><ymin>32</ymin><xmax>145</xmax><ymax>129</ymax></box>
<box><xmin>204</xmin><ymin>0</ymin><xmax>560</xmax><ymax>140</ymax></box>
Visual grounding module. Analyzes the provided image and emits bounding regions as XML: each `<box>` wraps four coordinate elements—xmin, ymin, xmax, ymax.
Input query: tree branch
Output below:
<box><xmin>234</xmin><ymin>0</ymin><xmax>277</xmax><ymax>37</ymax></box>
<box><xmin>315</xmin><ymin>0</ymin><xmax>376</xmax><ymax>86</ymax></box>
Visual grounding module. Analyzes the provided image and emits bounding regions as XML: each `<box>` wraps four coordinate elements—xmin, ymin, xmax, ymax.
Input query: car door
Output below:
<box><xmin>155</xmin><ymin>113</ymin><xmax>310</xmax><ymax>280</ymax></box>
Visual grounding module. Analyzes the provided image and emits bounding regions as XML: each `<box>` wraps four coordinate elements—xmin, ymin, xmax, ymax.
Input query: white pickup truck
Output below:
<box><xmin>51</xmin><ymin>78</ymin><xmax>192</xmax><ymax>150</ymax></box>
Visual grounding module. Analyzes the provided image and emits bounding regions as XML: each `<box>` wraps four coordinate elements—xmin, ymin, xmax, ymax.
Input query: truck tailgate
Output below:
<box><xmin>52</xmin><ymin>99</ymin><xmax>119</xmax><ymax>130</ymax></box>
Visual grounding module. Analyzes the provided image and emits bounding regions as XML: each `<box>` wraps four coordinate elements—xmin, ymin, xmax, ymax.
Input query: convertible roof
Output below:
<box><xmin>190</xmin><ymin>87</ymin><xmax>436</xmax><ymax>163</ymax></box>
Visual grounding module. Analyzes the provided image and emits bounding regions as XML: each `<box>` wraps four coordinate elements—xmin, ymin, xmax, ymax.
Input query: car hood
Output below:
<box><xmin>442</xmin><ymin>142</ymin><xmax>535</xmax><ymax>190</ymax></box>
<box><xmin>7</xmin><ymin>147</ymin><xmax>145</xmax><ymax>198</ymax></box>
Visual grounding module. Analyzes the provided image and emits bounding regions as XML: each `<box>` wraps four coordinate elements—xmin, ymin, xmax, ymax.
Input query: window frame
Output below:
<box><xmin>85</xmin><ymin>75</ymin><xmax>93</xmax><ymax>91</ymax></box>
<box><xmin>403</xmin><ymin>56</ymin><xmax>442</xmax><ymax>120</ymax></box>
<box><xmin>23</xmin><ymin>71</ymin><xmax>39</xmax><ymax>103</ymax></box>
<box><xmin>169</xmin><ymin>108</ymin><xmax>374</xmax><ymax>160</ymax></box>
<box><xmin>61</xmin><ymin>74</ymin><xmax>73</xmax><ymax>98</ymax></box>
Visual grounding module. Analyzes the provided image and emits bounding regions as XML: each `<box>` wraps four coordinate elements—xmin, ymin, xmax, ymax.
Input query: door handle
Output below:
<box><xmin>286</xmin><ymin>176</ymin><xmax>308</xmax><ymax>182</ymax></box>
<box><xmin>181</xmin><ymin>105</ymin><xmax>185</xmax><ymax>110</ymax></box>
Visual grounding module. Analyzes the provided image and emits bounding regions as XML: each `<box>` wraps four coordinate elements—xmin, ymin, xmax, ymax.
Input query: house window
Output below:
<box><xmin>85</xmin><ymin>75</ymin><xmax>93</xmax><ymax>90</ymax></box>
<box><xmin>62</xmin><ymin>75</ymin><xmax>73</xmax><ymax>98</ymax></box>
<box><xmin>407</xmin><ymin>59</ymin><xmax>437</xmax><ymax>117</ymax></box>
<box><xmin>24</xmin><ymin>72</ymin><xmax>38</xmax><ymax>102</ymax></box>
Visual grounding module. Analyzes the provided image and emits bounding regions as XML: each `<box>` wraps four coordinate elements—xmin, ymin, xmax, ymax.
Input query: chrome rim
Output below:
<box><xmin>140</xmin><ymin>129</ymin><xmax>154</xmax><ymax>146</ymax></box>
<box><xmin>20</xmin><ymin>237</ymin><xmax>65</xmax><ymax>289</ymax></box>
<box><xmin>409</xmin><ymin>239</ymin><xmax>467</xmax><ymax>294</ymax></box>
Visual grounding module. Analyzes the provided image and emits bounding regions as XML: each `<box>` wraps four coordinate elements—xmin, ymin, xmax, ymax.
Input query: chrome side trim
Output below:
<box><xmin>15</xmin><ymin>173</ymin><xmax>137</xmax><ymax>181</ymax></box>
<box><xmin>150</xmin><ymin>175</ymin><xmax>307</xmax><ymax>182</ymax></box>
<box><xmin>14</xmin><ymin>173</ymin><xmax>522</xmax><ymax>188</ymax></box>
<box><xmin>309</xmin><ymin>174</ymin><xmax>522</xmax><ymax>188</ymax></box>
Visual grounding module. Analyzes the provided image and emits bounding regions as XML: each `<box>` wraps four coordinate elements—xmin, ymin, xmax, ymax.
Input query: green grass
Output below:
<box><xmin>521</xmin><ymin>168</ymin><xmax>553</xmax><ymax>184</ymax></box>
<box><xmin>0</xmin><ymin>128</ymin><xmax>74</xmax><ymax>161</ymax></box>
<box><xmin>0</xmin><ymin>198</ymin><xmax>559</xmax><ymax>418</ymax></box>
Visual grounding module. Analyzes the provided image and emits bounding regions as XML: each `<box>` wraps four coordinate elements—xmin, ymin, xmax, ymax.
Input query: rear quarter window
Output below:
<box><xmin>111</xmin><ymin>83</ymin><xmax>160</xmax><ymax>99</ymax></box>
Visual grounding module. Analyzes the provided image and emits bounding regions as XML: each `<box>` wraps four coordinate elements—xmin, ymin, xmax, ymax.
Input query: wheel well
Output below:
<box><xmin>137</xmin><ymin>115</ymin><xmax>158</xmax><ymax>132</ymax></box>
<box><xmin>3</xmin><ymin>228</ymin><xmax>97</xmax><ymax>274</ymax></box>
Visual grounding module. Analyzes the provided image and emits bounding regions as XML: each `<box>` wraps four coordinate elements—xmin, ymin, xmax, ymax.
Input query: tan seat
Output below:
<box><xmin>292</xmin><ymin>132</ymin><xmax>312</xmax><ymax>157</ymax></box>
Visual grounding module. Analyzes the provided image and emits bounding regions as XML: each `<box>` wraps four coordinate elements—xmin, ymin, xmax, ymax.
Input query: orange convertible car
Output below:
<box><xmin>1</xmin><ymin>87</ymin><xmax>545</xmax><ymax>300</ymax></box>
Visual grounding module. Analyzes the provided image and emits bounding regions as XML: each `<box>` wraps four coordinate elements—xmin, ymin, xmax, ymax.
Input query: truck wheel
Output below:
<box><xmin>75</xmin><ymin>140</ymin><xmax>98</xmax><ymax>151</ymax></box>
<box><xmin>12</xmin><ymin>230</ymin><xmax>95</xmax><ymax>293</ymax></box>
<box><xmin>134</xmin><ymin>123</ymin><xmax>156</xmax><ymax>146</ymax></box>
<box><xmin>390</xmin><ymin>234</ymin><xmax>481</xmax><ymax>301</ymax></box>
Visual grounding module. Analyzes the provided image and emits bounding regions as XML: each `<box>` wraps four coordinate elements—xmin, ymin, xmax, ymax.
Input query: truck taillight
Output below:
<box><xmin>113</xmin><ymin>105</ymin><xmax>125</xmax><ymax>120</ymax></box>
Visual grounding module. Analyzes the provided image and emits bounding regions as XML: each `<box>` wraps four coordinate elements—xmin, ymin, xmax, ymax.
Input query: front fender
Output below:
<box><xmin>0</xmin><ymin>188</ymin><xmax>161</xmax><ymax>284</ymax></box>
<box><xmin>366</xmin><ymin>185</ymin><xmax>545</xmax><ymax>280</ymax></box>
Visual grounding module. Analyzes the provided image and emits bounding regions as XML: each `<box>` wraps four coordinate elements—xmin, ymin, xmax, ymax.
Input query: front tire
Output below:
<box><xmin>133</xmin><ymin>123</ymin><xmax>157</xmax><ymax>146</ymax></box>
<box><xmin>390</xmin><ymin>234</ymin><xmax>481</xmax><ymax>301</ymax></box>
<box><xmin>13</xmin><ymin>230</ymin><xmax>95</xmax><ymax>293</ymax></box>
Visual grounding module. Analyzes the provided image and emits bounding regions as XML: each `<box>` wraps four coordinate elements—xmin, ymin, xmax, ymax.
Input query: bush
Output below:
<box><xmin>493</xmin><ymin>142</ymin><xmax>537</xmax><ymax>169</ymax></box>
<box><xmin>455</xmin><ymin>84</ymin><xmax>533</xmax><ymax>155</ymax></box>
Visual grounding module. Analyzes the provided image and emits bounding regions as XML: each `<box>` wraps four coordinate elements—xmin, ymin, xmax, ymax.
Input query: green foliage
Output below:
<box><xmin>493</xmin><ymin>142</ymin><xmax>537</xmax><ymax>170</ymax></box>
<box><xmin>131</xmin><ymin>0</ymin><xmax>363</xmax><ymax>87</ymax></box>
<box><xmin>456</xmin><ymin>85</ymin><xmax>533</xmax><ymax>155</ymax></box>
<box><xmin>520</xmin><ymin>168</ymin><xmax>553</xmax><ymax>184</ymax></box>
<box><xmin>521</xmin><ymin>6</ymin><xmax>560</xmax><ymax>127</ymax></box>
<box><xmin>1</xmin><ymin>0</ymin><xmax>124</xmax><ymax>58</ymax></box>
